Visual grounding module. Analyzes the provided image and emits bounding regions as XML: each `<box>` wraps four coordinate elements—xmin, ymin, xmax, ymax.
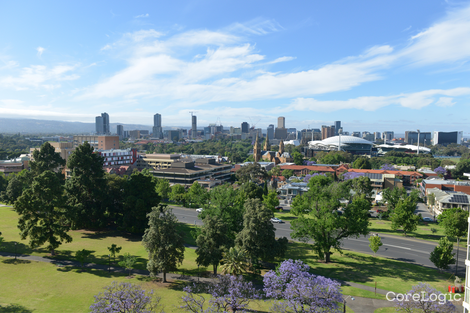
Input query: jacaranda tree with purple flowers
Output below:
<box><xmin>434</xmin><ymin>166</ymin><xmax>447</xmax><ymax>177</ymax></box>
<box><xmin>342</xmin><ymin>172</ymin><xmax>365</xmax><ymax>181</ymax></box>
<box><xmin>303</xmin><ymin>173</ymin><xmax>326</xmax><ymax>183</ymax></box>
<box><xmin>264</xmin><ymin>259</ymin><xmax>343</xmax><ymax>313</ymax></box>
<box><xmin>90</xmin><ymin>281</ymin><xmax>164</xmax><ymax>313</ymax></box>
<box><xmin>303</xmin><ymin>160</ymin><xmax>316</xmax><ymax>166</ymax></box>
<box><xmin>393</xmin><ymin>282</ymin><xmax>456</xmax><ymax>313</ymax></box>
<box><xmin>380</xmin><ymin>163</ymin><xmax>396</xmax><ymax>171</ymax></box>
<box><xmin>180</xmin><ymin>275</ymin><xmax>260</xmax><ymax>313</ymax></box>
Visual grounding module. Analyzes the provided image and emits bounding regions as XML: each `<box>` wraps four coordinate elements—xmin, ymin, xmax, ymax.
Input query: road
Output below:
<box><xmin>171</xmin><ymin>206</ymin><xmax>466</xmax><ymax>275</ymax></box>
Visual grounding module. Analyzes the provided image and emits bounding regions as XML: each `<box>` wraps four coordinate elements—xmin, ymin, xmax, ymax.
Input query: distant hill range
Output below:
<box><xmin>0</xmin><ymin>118</ymin><xmax>184</xmax><ymax>135</ymax></box>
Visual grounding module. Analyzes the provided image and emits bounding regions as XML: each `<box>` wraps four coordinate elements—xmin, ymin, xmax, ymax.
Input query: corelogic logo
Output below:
<box><xmin>386</xmin><ymin>291</ymin><xmax>461</xmax><ymax>305</ymax></box>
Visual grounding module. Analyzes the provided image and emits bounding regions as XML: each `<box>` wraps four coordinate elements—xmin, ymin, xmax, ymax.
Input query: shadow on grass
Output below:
<box><xmin>0</xmin><ymin>304</ymin><xmax>34</xmax><ymax>313</ymax></box>
<box><xmin>176</xmin><ymin>223</ymin><xmax>198</xmax><ymax>247</ymax></box>
<box><xmin>1</xmin><ymin>258</ymin><xmax>31</xmax><ymax>265</ymax></box>
<box><xmin>56</xmin><ymin>266</ymin><xmax>131</xmax><ymax>278</ymax></box>
<box><xmin>80</xmin><ymin>229</ymin><xmax>142</xmax><ymax>243</ymax></box>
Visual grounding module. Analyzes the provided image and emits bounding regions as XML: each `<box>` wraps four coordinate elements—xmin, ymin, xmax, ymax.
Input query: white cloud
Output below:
<box><xmin>226</xmin><ymin>18</ymin><xmax>282</xmax><ymax>35</ymax></box>
<box><xmin>0</xmin><ymin>99</ymin><xmax>24</xmax><ymax>106</ymax></box>
<box><xmin>267</xmin><ymin>56</ymin><xmax>296</xmax><ymax>64</ymax></box>
<box><xmin>36</xmin><ymin>46</ymin><xmax>45</xmax><ymax>57</ymax></box>
<box><xmin>1</xmin><ymin>64</ymin><xmax>79</xmax><ymax>90</ymax></box>
<box><xmin>286</xmin><ymin>87</ymin><xmax>470</xmax><ymax>112</ymax></box>
<box><xmin>135</xmin><ymin>13</ymin><xmax>149</xmax><ymax>18</ymax></box>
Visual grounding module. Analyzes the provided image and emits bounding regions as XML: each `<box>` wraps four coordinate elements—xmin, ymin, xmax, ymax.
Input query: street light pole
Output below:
<box><xmin>14</xmin><ymin>242</ymin><xmax>17</xmax><ymax>260</ymax></box>
<box><xmin>343</xmin><ymin>295</ymin><xmax>355</xmax><ymax>313</ymax></box>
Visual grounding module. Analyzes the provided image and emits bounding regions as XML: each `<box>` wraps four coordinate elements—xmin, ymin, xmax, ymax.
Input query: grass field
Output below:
<box><xmin>0</xmin><ymin>204</ymin><xmax>458</xmax><ymax>312</ymax></box>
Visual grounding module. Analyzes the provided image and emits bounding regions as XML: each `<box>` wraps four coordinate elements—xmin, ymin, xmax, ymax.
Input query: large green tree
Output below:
<box><xmin>352</xmin><ymin>157</ymin><xmax>372</xmax><ymax>169</ymax></box>
<box><xmin>382</xmin><ymin>187</ymin><xmax>407</xmax><ymax>212</ymax></box>
<box><xmin>196</xmin><ymin>215</ymin><xmax>233</xmax><ymax>275</ymax></box>
<box><xmin>262</xmin><ymin>190</ymin><xmax>280</xmax><ymax>212</ymax></box>
<box><xmin>142</xmin><ymin>206</ymin><xmax>185</xmax><ymax>282</ymax></box>
<box><xmin>430</xmin><ymin>237</ymin><xmax>455</xmax><ymax>272</ymax></box>
<box><xmin>390</xmin><ymin>196</ymin><xmax>420</xmax><ymax>236</ymax></box>
<box><xmin>30</xmin><ymin>142</ymin><xmax>66</xmax><ymax>179</ymax></box>
<box><xmin>122</xmin><ymin>171</ymin><xmax>161</xmax><ymax>234</ymax></box>
<box><xmin>235</xmin><ymin>162</ymin><xmax>268</xmax><ymax>183</ymax></box>
<box><xmin>290</xmin><ymin>177</ymin><xmax>370</xmax><ymax>262</ymax></box>
<box><xmin>438</xmin><ymin>208</ymin><xmax>469</xmax><ymax>275</ymax></box>
<box><xmin>291</xmin><ymin>151</ymin><xmax>304</xmax><ymax>165</ymax></box>
<box><xmin>235</xmin><ymin>199</ymin><xmax>288</xmax><ymax>266</ymax></box>
<box><xmin>186</xmin><ymin>181</ymin><xmax>209</xmax><ymax>208</ymax></box>
<box><xmin>65</xmin><ymin>142</ymin><xmax>107</xmax><ymax>229</ymax></box>
<box><xmin>169</xmin><ymin>184</ymin><xmax>187</xmax><ymax>206</ymax></box>
<box><xmin>2</xmin><ymin>170</ymin><xmax>32</xmax><ymax>204</ymax></box>
<box><xmin>452</xmin><ymin>159</ymin><xmax>470</xmax><ymax>179</ymax></box>
<box><xmin>15</xmin><ymin>170</ymin><xmax>71</xmax><ymax>254</ymax></box>
<box><xmin>155</xmin><ymin>178</ymin><xmax>171</xmax><ymax>200</ymax></box>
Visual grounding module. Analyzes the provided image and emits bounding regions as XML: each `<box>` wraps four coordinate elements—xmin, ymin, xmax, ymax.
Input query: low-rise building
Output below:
<box><xmin>348</xmin><ymin>169</ymin><xmax>423</xmax><ymax>186</ymax></box>
<box><xmin>426</xmin><ymin>188</ymin><xmax>470</xmax><ymax>214</ymax></box>
<box><xmin>278</xmin><ymin>182</ymin><xmax>309</xmax><ymax>205</ymax></box>
<box><xmin>421</xmin><ymin>178</ymin><xmax>470</xmax><ymax>196</ymax></box>
<box><xmin>0</xmin><ymin>155</ymin><xmax>30</xmax><ymax>176</ymax></box>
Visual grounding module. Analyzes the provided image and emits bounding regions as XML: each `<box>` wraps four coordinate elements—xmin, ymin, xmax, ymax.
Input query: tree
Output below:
<box><xmin>281</xmin><ymin>169</ymin><xmax>294</xmax><ymax>179</ymax></box>
<box><xmin>352</xmin><ymin>157</ymin><xmax>372</xmax><ymax>169</ymax></box>
<box><xmin>390</xmin><ymin>196</ymin><xmax>420</xmax><ymax>236</ymax></box>
<box><xmin>269</xmin><ymin>166</ymin><xmax>281</xmax><ymax>177</ymax></box>
<box><xmin>263</xmin><ymin>259</ymin><xmax>343</xmax><ymax>313</ymax></box>
<box><xmin>291</xmin><ymin>178</ymin><xmax>370</xmax><ymax>262</ymax></box>
<box><xmin>220</xmin><ymin>247</ymin><xmax>248</xmax><ymax>276</ymax></box>
<box><xmin>430</xmin><ymin>237</ymin><xmax>455</xmax><ymax>272</ymax></box>
<box><xmin>186</xmin><ymin>181</ymin><xmax>209</xmax><ymax>208</ymax></box>
<box><xmin>142</xmin><ymin>206</ymin><xmax>185</xmax><ymax>282</ymax></box>
<box><xmin>76</xmin><ymin>249</ymin><xmax>92</xmax><ymax>268</ymax></box>
<box><xmin>434</xmin><ymin>166</ymin><xmax>446</xmax><ymax>177</ymax></box>
<box><xmin>380</xmin><ymin>163</ymin><xmax>396</xmax><ymax>171</ymax></box>
<box><xmin>90</xmin><ymin>281</ymin><xmax>164</xmax><ymax>313</ymax></box>
<box><xmin>291</xmin><ymin>151</ymin><xmax>304</xmax><ymax>165</ymax></box>
<box><xmin>196</xmin><ymin>215</ymin><xmax>233</xmax><ymax>275</ymax></box>
<box><xmin>235</xmin><ymin>199</ymin><xmax>288</xmax><ymax>267</ymax></box>
<box><xmin>15</xmin><ymin>171</ymin><xmax>71</xmax><ymax>255</ymax></box>
<box><xmin>382</xmin><ymin>187</ymin><xmax>407</xmax><ymax>212</ymax></box>
<box><xmin>438</xmin><ymin>208</ymin><xmax>469</xmax><ymax>275</ymax></box>
<box><xmin>122</xmin><ymin>171</ymin><xmax>161</xmax><ymax>234</ymax></box>
<box><xmin>2</xmin><ymin>170</ymin><xmax>32</xmax><ymax>205</ymax></box>
<box><xmin>262</xmin><ymin>190</ymin><xmax>280</xmax><ymax>212</ymax></box>
<box><xmin>119</xmin><ymin>253</ymin><xmax>137</xmax><ymax>276</ymax></box>
<box><xmin>65</xmin><ymin>142</ymin><xmax>107</xmax><ymax>229</ymax></box>
<box><xmin>452</xmin><ymin>159</ymin><xmax>470</xmax><ymax>179</ymax></box>
<box><xmin>30</xmin><ymin>142</ymin><xmax>66</xmax><ymax>179</ymax></box>
<box><xmin>428</xmin><ymin>193</ymin><xmax>436</xmax><ymax>218</ymax></box>
<box><xmin>369</xmin><ymin>235</ymin><xmax>383</xmax><ymax>254</ymax></box>
<box><xmin>235</xmin><ymin>162</ymin><xmax>268</xmax><ymax>183</ymax></box>
<box><xmin>346</xmin><ymin>175</ymin><xmax>373</xmax><ymax>198</ymax></box>
<box><xmin>239</xmin><ymin>181</ymin><xmax>264</xmax><ymax>200</ymax></box>
<box><xmin>107</xmin><ymin>244</ymin><xmax>122</xmax><ymax>264</ymax></box>
<box><xmin>155</xmin><ymin>178</ymin><xmax>171</xmax><ymax>200</ymax></box>
<box><xmin>180</xmin><ymin>275</ymin><xmax>259</xmax><ymax>313</ymax></box>
<box><xmin>169</xmin><ymin>184</ymin><xmax>187</xmax><ymax>205</ymax></box>
<box><xmin>394</xmin><ymin>282</ymin><xmax>456</xmax><ymax>312</ymax></box>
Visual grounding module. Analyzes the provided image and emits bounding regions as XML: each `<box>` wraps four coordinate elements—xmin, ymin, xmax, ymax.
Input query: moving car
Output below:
<box><xmin>270</xmin><ymin>217</ymin><xmax>283</xmax><ymax>223</ymax></box>
<box><xmin>196</xmin><ymin>208</ymin><xmax>203</xmax><ymax>213</ymax></box>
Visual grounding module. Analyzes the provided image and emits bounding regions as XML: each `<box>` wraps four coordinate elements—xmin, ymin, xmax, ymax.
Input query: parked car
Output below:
<box><xmin>422</xmin><ymin>217</ymin><xmax>434</xmax><ymax>222</ymax></box>
<box><xmin>275</xmin><ymin>206</ymin><xmax>283</xmax><ymax>211</ymax></box>
<box><xmin>196</xmin><ymin>208</ymin><xmax>203</xmax><ymax>213</ymax></box>
<box><xmin>270</xmin><ymin>217</ymin><xmax>283</xmax><ymax>223</ymax></box>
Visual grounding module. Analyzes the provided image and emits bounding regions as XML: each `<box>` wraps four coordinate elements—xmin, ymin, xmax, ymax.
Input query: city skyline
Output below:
<box><xmin>1</xmin><ymin>1</ymin><xmax>470</xmax><ymax>133</ymax></box>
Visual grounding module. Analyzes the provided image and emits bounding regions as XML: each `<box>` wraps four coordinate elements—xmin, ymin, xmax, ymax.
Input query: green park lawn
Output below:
<box><xmin>0</xmin><ymin>204</ymin><xmax>459</xmax><ymax>312</ymax></box>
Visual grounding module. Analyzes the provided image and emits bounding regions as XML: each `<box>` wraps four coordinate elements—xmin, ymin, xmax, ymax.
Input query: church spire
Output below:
<box><xmin>264</xmin><ymin>132</ymin><xmax>271</xmax><ymax>151</ymax></box>
<box><xmin>279</xmin><ymin>139</ymin><xmax>284</xmax><ymax>156</ymax></box>
<box><xmin>253</xmin><ymin>133</ymin><xmax>261</xmax><ymax>162</ymax></box>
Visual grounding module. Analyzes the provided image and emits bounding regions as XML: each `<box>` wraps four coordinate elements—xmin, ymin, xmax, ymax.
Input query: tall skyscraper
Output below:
<box><xmin>153</xmin><ymin>113</ymin><xmax>163</xmax><ymax>139</ymax></box>
<box><xmin>117</xmin><ymin>125</ymin><xmax>124</xmax><ymax>139</ymax></box>
<box><xmin>334</xmin><ymin>121</ymin><xmax>341</xmax><ymax>135</ymax></box>
<box><xmin>278</xmin><ymin>116</ymin><xmax>285</xmax><ymax>129</ymax></box>
<box><xmin>267</xmin><ymin>124</ymin><xmax>274</xmax><ymax>139</ymax></box>
<box><xmin>241</xmin><ymin>122</ymin><xmax>249</xmax><ymax>133</ymax></box>
<box><xmin>191</xmin><ymin>115</ymin><xmax>197</xmax><ymax>139</ymax></box>
<box><xmin>95</xmin><ymin>112</ymin><xmax>110</xmax><ymax>135</ymax></box>
<box><xmin>321</xmin><ymin>125</ymin><xmax>335</xmax><ymax>140</ymax></box>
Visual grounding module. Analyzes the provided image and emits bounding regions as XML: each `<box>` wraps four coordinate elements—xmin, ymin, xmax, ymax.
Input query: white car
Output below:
<box><xmin>196</xmin><ymin>208</ymin><xmax>203</xmax><ymax>213</ymax></box>
<box><xmin>270</xmin><ymin>217</ymin><xmax>283</xmax><ymax>223</ymax></box>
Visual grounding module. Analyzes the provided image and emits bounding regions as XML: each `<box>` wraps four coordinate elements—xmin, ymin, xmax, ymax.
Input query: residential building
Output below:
<box><xmin>153</xmin><ymin>113</ymin><xmax>163</xmax><ymax>139</ymax></box>
<box><xmin>426</xmin><ymin>188</ymin><xmax>470</xmax><ymax>214</ymax></box>
<box><xmin>420</xmin><ymin>178</ymin><xmax>470</xmax><ymax>196</ymax></box>
<box><xmin>191</xmin><ymin>115</ymin><xmax>197</xmax><ymax>139</ymax></box>
<box><xmin>321</xmin><ymin>125</ymin><xmax>335</xmax><ymax>140</ymax></box>
<box><xmin>95</xmin><ymin>112</ymin><xmax>110</xmax><ymax>135</ymax></box>
<box><xmin>278</xmin><ymin>182</ymin><xmax>309</xmax><ymax>205</ymax></box>
<box><xmin>73</xmin><ymin>135</ymin><xmax>119</xmax><ymax>150</ymax></box>
<box><xmin>348</xmin><ymin>168</ymin><xmax>423</xmax><ymax>186</ymax></box>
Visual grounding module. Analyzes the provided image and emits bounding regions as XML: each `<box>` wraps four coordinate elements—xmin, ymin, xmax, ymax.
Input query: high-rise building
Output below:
<box><xmin>117</xmin><ymin>125</ymin><xmax>124</xmax><ymax>139</ymax></box>
<box><xmin>278</xmin><ymin>117</ymin><xmax>285</xmax><ymax>129</ymax></box>
<box><xmin>382</xmin><ymin>131</ymin><xmax>394</xmax><ymax>141</ymax></box>
<box><xmin>433</xmin><ymin>131</ymin><xmax>462</xmax><ymax>146</ymax></box>
<box><xmin>374</xmin><ymin>132</ymin><xmax>381</xmax><ymax>141</ymax></box>
<box><xmin>334</xmin><ymin>121</ymin><xmax>341</xmax><ymax>135</ymax></box>
<box><xmin>321</xmin><ymin>125</ymin><xmax>335</xmax><ymax>140</ymax></box>
<box><xmin>241</xmin><ymin>122</ymin><xmax>249</xmax><ymax>133</ymax></box>
<box><xmin>95</xmin><ymin>112</ymin><xmax>110</xmax><ymax>135</ymax></box>
<box><xmin>152</xmin><ymin>113</ymin><xmax>163</xmax><ymax>139</ymax></box>
<box><xmin>267</xmin><ymin>124</ymin><xmax>274</xmax><ymax>139</ymax></box>
<box><xmin>405</xmin><ymin>131</ymin><xmax>432</xmax><ymax>145</ymax></box>
<box><xmin>191</xmin><ymin>115</ymin><xmax>197</xmax><ymax>139</ymax></box>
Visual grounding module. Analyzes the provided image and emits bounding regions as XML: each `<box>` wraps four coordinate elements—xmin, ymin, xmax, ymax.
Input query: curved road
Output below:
<box><xmin>171</xmin><ymin>206</ymin><xmax>466</xmax><ymax>275</ymax></box>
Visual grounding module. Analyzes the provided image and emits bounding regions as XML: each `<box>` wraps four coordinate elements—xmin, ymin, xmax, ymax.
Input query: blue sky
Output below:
<box><xmin>1</xmin><ymin>1</ymin><xmax>470</xmax><ymax>134</ymax></box>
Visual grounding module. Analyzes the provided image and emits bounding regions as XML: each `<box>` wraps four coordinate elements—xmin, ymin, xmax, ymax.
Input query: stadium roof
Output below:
<box><xmin>308</xmin><ymin>135</ymin><xmax>373</xmax><ymax>148</ymax></box>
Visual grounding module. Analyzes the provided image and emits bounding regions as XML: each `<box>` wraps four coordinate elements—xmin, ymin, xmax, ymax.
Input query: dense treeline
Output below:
<box><xmin>0</xmin><ymin>134</ymin><xmax>41</xmax><ymax>159</ymax></box>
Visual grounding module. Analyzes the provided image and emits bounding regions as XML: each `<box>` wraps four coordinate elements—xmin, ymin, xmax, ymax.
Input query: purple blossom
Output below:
<box><xmin>90</xmin><ymin>281</ymin><xmax>163</xmax><ymax>313</ymax></box>
<box><xmin>303</xmin><ymin>160</ymin><xmax>316</xmax><ymax>166</ymax></box>
<box><xmin>380</xmin><ymin>163</ymin><xmax>396</xmax><ymax>171</ymax></box>
<box><xmin>393</xmin><ymin>282</ymin><xmax>456</xmax><ymax>313</ymax></box>
<box><xmin>342</xmin><ymin>172</ymin><xmax>365</xmax><ymax>181</ymax></box>
<box><xmin>180</xmin><ymin>275</ymin><xmax>260</xmax><ymax>313</ymax></box>
<box><xmin>434</xmin><ymin>166</ymin><xmax>446</xmax><ymax>176</ymax></box>
<box><xmin>263</xmin><ymin>259</ymin><xmax>343</xmax><ymax>313</ymax></box>
<box><xmin>303</xmin><ymin>173</ymin><xmax>326</xmax><ymax>183</ymax></box>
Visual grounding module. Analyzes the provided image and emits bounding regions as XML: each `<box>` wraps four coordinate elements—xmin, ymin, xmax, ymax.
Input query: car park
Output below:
<box><xmin>270</xmin><ymin>217</ymin><xmax>283</xmax><ymax>223</ymax></box>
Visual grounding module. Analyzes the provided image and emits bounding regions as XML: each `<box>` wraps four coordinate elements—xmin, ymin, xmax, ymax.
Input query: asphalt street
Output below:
<box><xmin>171</xmin><ymin>206</ymin><xmax>467</xmax><ymax>275</ymax></box>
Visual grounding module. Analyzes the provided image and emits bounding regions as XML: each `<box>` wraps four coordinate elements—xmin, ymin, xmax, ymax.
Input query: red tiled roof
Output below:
<box><xmin>280</xmin><ymin>165</ymin><xmax>336</xmax><ymax>172</ymax></box>
<box><xmin>348</xmin><ymin>169</ymin><xmax>423</xmax><ymax>176</ymax></box>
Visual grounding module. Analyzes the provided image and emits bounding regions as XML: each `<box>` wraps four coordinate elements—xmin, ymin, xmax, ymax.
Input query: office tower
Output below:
<box><xmin>278</xmin><ymin>116</ymin><xmax>285</xmax><ymax>129</ymax></box>
<box><xmin>433</xmin><ymin>131</ymin><xmax>463</xmax><ymax>146</ymax></box>
<box><xmin>191</xmin><ymin>115</ymin><xmax>197</xmax><ymax>139</ymax></box>
<box><xmin>382</xmin><ymin>131</ymin><xmax>394</xmax><ymax>141</ymax></box>
<box><xmin>405</xmin><ymin>131</ymin><xmax>432</xmax><ymax>145</ymax></box>
<box><xmin>152</xmin><ymin>113</ymin><xmax>163</xmax><ymax>139</ymax></box>
<box><xmin>241</xmin><ymin>122</ymin><xmax>249</xmax><ymax>133</ymax></box>
<box><xmin>117</xmin><ymin>125</ymin><xmax>124</xmax><ymax>139</ymax></box>
<box><xmin>95</xmin><ymin>112</ymin><xmax>110</xmax><ymax>135</ymax></box>
<box><xmin>374</xmin><ymin>132</ymin><xmax>381</xmax><ymax>141</ymax></box>
<box><xmin>321</xmin><ymin>125</ymin><xmax>335</xmax><ymax>140</ymax></box>
<box><xmin>267</xmin><ymin>124</ymin><xmax>274</xmax><ymax>139</ymax></box>
<box><xmin>334</xmin><ymin>121</ymin><xmax>341</xmax><ymax>135</ymax></box>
